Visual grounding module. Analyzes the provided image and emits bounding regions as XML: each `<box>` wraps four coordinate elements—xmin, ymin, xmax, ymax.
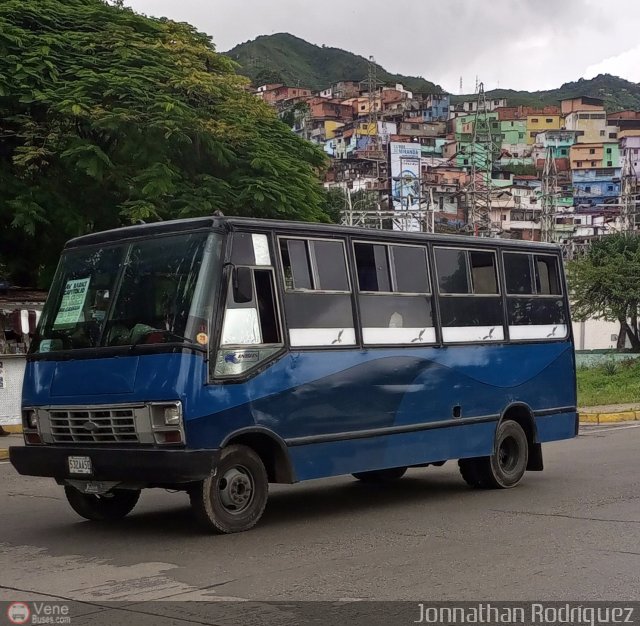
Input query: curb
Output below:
<box><xmin>579</xmin><ymin>410</ymin><xmax>640</xmax><ymax>424</ymax></box>
<box><xmin>1</xmin><ymin>425</ymin><xmax>23</xmax><ymax>434</ymax></box>
<box><xmin>0</xmin><ymin>449</ymin><xmax>8</xmax><ymax>461</ymax></box>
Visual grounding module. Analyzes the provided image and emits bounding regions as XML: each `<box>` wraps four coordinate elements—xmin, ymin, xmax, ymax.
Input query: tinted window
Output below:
<box><xmin>392</xmin><ymin>246</ymin><xmax>429</xmax><ymax>293</ymax></box>
<box><xmin>504</xmin><ymin>253</ymin><xmax>533</xmax><ymax>294</ymax></box>
<box><xmin>281</xmin><ymin>238</ymin><xmax>349</xmax><ymax>292</ymax></box>
<box><xmin>470</xmin><ymin>251</ymin><xmax>498</xmax><ymax>294</ymax></box>
<box><xmin>313</xmin><ymin>240</ymin><xmax>349</xmax><ymax>291</ymax></box>
<box><xmin>281</xmin><ymin>239</ymin><xmax>312</xmax><ymax>290</ymax></box>
<box><xmin>435</xmin><ymin>248</ymin><xmax>470</xmax><ymax>294</ymax></box>
<box><xmin>535</xmin><ymin>255</ymin><xmax>561</xmax><ymax>295</ymax></box>
<box><xmin>354</xmin><ymin>243</ymin><xmax>391</xmax><ymax>292</ymax></box>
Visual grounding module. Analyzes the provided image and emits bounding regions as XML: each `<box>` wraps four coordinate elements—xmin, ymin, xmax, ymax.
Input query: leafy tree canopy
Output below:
<box><xmin>0</xmin><ymin>0</ymin><xmax>329</xmax><ymax>286</ymax></box>
<box><xmin>568</xmin><ymin>233</ymin><xmax>640</xmax><ymax>351</ymax></box>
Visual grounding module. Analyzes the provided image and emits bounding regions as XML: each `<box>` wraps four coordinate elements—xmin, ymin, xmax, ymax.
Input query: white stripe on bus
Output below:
<box><xmin>442</xmin><ymin>326</ymin><xmax>505</xmax><ymax>343</ymax></box>
<box><xmin>362</xmin><ymin>327</ymin><xmax>437</xmax><ymax>345</ymax></box>
<box><xmin>509</xmin><ymin>324</ymin><xmax>567</xmax><ymax>340</ymax></box>
<box><xmin>289</xmin><ymin>328</ymin><xmax>356</xmax><ymax>347</ymax></box>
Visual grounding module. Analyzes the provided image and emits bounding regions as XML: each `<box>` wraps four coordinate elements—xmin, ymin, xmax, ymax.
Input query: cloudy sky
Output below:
<box><xmin>125</xmin><ymin>0</ymin><xmax>640</xmax><ymax>92</ymax></box>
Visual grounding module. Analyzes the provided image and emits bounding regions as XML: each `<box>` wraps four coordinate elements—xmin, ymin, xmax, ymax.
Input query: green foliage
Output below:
<box><xmin>577</xmin><ymin>358</ymin><xmax>640</xmax><ymax>406</ymax></box>
<box><xmin>501</xmin><ymin>163</ymin><xmax>537</xmax><ymax>177</ymax></box>
<box><xmin>0</xmin><ymin>1</ymin><xmax>330</xmax><ymax>287</ymax></box>
<box><xmin>567</xmin><ymin>234</ymin><xmax>640</xmax><ymax>351</ymax></box>
<box><xmin>321</xmin><ymin>187</ymin><xmax>346</xmax><ymax>224</ymax></box>
<box><xmin>226</xmin><ymin>33</ymin><xmax>443</xmax><ymax>94</ymax></box>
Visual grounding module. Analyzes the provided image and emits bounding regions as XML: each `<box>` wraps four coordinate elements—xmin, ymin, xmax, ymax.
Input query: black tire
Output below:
<box><xmin>190</xmin><ymin>444</ymin><xmax>268</xmax><ymax>534</ymax></box>
<box><xmin>459</xmin><ymin>420</ymin><xmax>529</xmax><ymax>489</ymax></box>
<box><xmin>458</xmin><ymin>457</ymin><xmax>490</xmax><ymax>489</ymax></box>
<box><xmin>64</xmin><ymin>486</ymin><xmax>140</xmax><ymax>521</ymax></box>
<box><xmin>352</xmin><ymin>467</ymin><xmax>407</xmax><ymax>483</ymax></box>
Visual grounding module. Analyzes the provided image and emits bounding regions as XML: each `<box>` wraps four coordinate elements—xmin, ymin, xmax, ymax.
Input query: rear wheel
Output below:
<box><xmin>459</xmin><ymin>420</ymin><xmax>528</xmax><ymax>489</ymax></box>
<box><xmin>352</xmin><ymin>467</ymin><xmax>407</xmax><ymax>483</ymax></box>
<box><xmin>190</xmin><ymin>444</ymin><xmax>268</xmax><ymax>534</ymax></box>
<box><xmin>64</xmin><ymin>487</ymin><xmax>140</xmax><ymax>521</ymax></box>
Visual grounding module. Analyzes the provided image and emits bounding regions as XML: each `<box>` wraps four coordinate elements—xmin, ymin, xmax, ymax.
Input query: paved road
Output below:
<box><xmin>1</xmin><ymin>423</ymin><xmax>639</xmax><ymax>609</ymax></box>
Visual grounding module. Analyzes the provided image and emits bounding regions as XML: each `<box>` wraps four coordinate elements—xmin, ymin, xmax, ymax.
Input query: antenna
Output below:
<box><xmin>459</xmin><ymin>76</ymin><xmax>463</xmax><ymax>95</ymax></box>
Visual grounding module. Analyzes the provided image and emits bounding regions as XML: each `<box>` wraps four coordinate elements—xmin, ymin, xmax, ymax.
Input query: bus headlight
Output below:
<box><xmin>23</xmin><ymin>409</ymin><xmax>38</xmax><ymax>430</ymax></box>
<box><xmin>163</xmin><ymin>404</ymin><xmax>182</xmax><ymax>426</ymax></box>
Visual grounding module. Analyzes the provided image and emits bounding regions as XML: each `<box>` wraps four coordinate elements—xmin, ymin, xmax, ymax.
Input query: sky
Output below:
<box><xmin>124</xmin><ymin>0</ymin><xmax>640</xmax><ymax>93</ymax></box>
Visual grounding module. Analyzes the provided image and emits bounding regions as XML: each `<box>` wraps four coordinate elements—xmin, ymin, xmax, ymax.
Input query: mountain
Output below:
<box><xmin>224</xmin><ymin>33</ymin><xmax>443</xmax><ymax>94</ymax></box>
<box><xmin>459</xmin><ymin>74</ymin><xmax>640</xmax><ymax>112</ymax></box>
<box><xmin>226</xmin><ymin>34</ymin><xmax>640</xmax><ymax>112</ymax></box>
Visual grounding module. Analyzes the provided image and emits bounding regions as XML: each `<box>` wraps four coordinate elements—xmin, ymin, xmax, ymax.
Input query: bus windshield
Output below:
<box><xmin>31</xmin><ymin>231</ymin><xmax>221</xmax><ymax>353</ymax></box>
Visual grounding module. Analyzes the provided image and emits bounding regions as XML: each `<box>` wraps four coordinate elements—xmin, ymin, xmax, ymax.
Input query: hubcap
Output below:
<box><xmin>218</xmin><ymin>466</ymin><xmax>254</xmax><ymax>514</ymax></box>
<box><xmin>498</xmin><ymin>436</ymin><xmax>519</xmax><ymax>473</ymax></box>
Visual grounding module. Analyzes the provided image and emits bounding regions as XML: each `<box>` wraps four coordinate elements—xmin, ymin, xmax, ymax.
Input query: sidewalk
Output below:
<box><xmin>578</xmin><ymin>403</ymin><xmax>640</xmax><ymax>424</ymax></box>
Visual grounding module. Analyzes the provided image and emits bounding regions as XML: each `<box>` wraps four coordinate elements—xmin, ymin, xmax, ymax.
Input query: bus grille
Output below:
<box><xmin>48</xmin><ymin>408</ymin><xmax>139</xmax><ymax>444</ymax></box>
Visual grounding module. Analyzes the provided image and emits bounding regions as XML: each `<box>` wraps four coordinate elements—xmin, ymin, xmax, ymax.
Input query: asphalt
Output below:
<box><xmin>0</xmin><ymin>422</ymin><xmax>639</xmax><ymax>614</ymax></box>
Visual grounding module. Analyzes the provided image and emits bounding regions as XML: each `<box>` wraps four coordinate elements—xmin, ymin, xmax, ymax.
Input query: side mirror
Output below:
<box><xmin>232</xmin><ymin>266</ymin><xmax>253</xmax><ymax>304</ymax></box>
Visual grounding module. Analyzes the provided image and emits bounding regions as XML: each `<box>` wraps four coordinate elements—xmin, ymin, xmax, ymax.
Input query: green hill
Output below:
<box><xmin>454</xmin><ymin>75</ymin><xmax>640</xmax><ymax>112</ymax></box>
<box><xmin>226</xmin><ymin>34</ymin><xmax>640</xmax><ymax>112</ymax></box>
<box><xmin>224</xmin><ymin>33</ymin><xmax>443</xmax><ymax>94</ymax></box>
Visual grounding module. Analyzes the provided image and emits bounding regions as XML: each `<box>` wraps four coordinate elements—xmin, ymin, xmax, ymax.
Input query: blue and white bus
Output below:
<box><xmin>11</xmin><ymin>217</ymin><xmax>577</xmax><ymax>533</ymax></box>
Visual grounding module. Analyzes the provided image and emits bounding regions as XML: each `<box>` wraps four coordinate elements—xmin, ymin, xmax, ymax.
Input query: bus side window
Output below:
<box><xmin>535</xmin><ymin>255</ymin><xmax>561</xmax><ymax>295</ymax></box>
<box><xmin>214</xmin><ymin>267</ymin><xmax>282</xmax><ymax>377</ymax></box>
<box><xmin>279</xmin><ymin>237</ymin><xmax>355</xmax><ymax>347</ymax></box>
<box><xmin>504</xmin><ymin>252</ymin><xmax>567</xmax><ymax>341</ymax></box>
<box><xmin>355</xmin><ymin>242</ymin><xmax>434</xmax><ymax>345</ymax></box>
<box><xmin>435</xmin><ymin>247</ymin><xmax>504</xmax><ymax>343</ymax></box>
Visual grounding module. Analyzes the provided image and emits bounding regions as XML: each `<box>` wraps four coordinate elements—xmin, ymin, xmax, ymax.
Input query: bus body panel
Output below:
<box><xmin>23</xmin><ymin>338</ymin><xmax>577</xmax><ymax>481</ymax></box>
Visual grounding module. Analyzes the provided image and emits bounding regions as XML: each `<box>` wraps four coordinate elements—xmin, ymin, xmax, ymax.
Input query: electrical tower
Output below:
<box><xmin>467</xmin><ymin>82</ymin><xmax>496</xmax><ymax>236</ymax></box>
<box><xmin>540</xmin><ymin>146</ymin><xmax>558</xmax><ymax>242</ymax></box>
<box><xmin>361</xmin><ymin>55</ymin><xmax>385</xmax><ymax>162</ymax></box>
<box><xmin>620</xmin><ymin>149</ymin><xmax>638</xmax><ymax>233</ymax></box>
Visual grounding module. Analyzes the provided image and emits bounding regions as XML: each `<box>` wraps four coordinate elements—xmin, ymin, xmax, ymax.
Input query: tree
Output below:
<box><xmin>0</xmin><ymin>0</ymin><xmax>329</xmax><ymax>287</ymax></box>
<box><xmin>567</xmin><ymin>233</ymin><xmax>640</xmax><ymax>351</ymax></box>
<box><xmin>254</xmin><ymin>68</ymin><xmax>285</xmax><ymax>86</ymax></box>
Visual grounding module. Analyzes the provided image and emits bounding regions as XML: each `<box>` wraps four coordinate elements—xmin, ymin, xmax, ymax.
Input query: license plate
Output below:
<box><xmin>68</xmin><ymin>456</ymin><xmax>92</xmax><ymax>475</ymax></box>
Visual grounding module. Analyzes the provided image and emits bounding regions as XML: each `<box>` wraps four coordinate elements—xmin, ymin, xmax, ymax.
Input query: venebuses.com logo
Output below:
<box><xmin>7</xmin><ymin>603</ymin><xmax>30</xmax><ymax>625</ymax></box>
<box><xmin>5</xmin><ymin>601</ymin><xmax>71</xmax><ymax>625</ymax></box>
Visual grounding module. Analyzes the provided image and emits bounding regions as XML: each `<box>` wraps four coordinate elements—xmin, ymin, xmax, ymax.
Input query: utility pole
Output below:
<box><xmin>468</xmin><ymin>82</ymin><xmax>495</xmax><ymax>236</ymax></box>
<box><xmin>540</xmin><ymin>146</ymin><xmax>558</xmax><ymax>242</ymax></box>
<box><xmin>620</xmin><ymin>149</ymin><xmax>638</xmax><ymax>233</ymax></box>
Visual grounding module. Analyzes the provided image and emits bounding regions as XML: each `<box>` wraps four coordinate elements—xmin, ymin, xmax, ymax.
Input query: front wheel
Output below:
<box><xmin>190</xmin><ymin>444</ymin><xmax>268</xmax><ymax>534</ymax></box>
<box><xmin>64</xmin><ymin>486</ymin><xmax>140</xmax><ymax>521</ymax></box>
<box><xmin>459</xmin><ymin>420</ymin><xmax>529</xmax><ymax>489</ymax></box>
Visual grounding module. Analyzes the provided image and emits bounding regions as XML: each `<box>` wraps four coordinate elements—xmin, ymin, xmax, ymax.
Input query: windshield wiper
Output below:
<box><xmin>129</xmin><ymin>329</ymin><xmax>196</xmax><ymax>350</ymax></box>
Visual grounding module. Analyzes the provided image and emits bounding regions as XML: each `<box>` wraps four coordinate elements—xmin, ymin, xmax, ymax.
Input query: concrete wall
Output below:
<box><xmin>572</xmin><ymin>318</ymin><xmax>625</xmax><ymax>350</ymax></box>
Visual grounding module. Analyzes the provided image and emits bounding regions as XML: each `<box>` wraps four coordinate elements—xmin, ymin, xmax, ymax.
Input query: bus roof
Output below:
<box><xmin>65</xmin><ymin>216</ymin><xmax>561</xmax><ymax>251</ymax></box>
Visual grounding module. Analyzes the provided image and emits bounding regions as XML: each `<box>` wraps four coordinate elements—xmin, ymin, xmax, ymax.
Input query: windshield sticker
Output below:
<box><xmin>54</xmin><ymin>277</ymin><xmax>91</xmax><ymax>326</ymax></box>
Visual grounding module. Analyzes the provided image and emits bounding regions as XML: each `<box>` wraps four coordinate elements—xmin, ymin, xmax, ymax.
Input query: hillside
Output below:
<box><xmin>226</xmin><ymin>34</ymin><xmax>640</xmax><ymax>112</ymax></box>
<box><xmin>224</xmin><ymin>33</ymin><xmax>443</xmax><ymax>94</ymax></box>
<box><xmin>456</xmin><ymin>74</ymin><xmax>640</xmax><ymax>112</ymax></box>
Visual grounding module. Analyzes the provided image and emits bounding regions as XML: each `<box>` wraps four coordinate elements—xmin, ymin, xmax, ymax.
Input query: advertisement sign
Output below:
<box><xmin>390</xmin><ymin>142</ymin><xmax>422</xmax><ymax>231</ymax></box>
<box><xmin>54</xmin><ymin>277</ymin><xmax>90</xmax><ymax>327</ymax></box>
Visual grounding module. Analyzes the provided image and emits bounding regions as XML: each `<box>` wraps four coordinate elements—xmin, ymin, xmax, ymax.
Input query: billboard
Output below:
<box><xmin>389</xmin><ymin>142</ymin><xmax>422</xmax><ymax>231</ymax></box>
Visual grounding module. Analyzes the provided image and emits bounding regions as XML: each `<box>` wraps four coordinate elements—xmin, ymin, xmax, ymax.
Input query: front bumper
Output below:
<box><xmin>9</xmin><ymin>445</ymin><xmax>219</xmax><ymax>484</ymax></box>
